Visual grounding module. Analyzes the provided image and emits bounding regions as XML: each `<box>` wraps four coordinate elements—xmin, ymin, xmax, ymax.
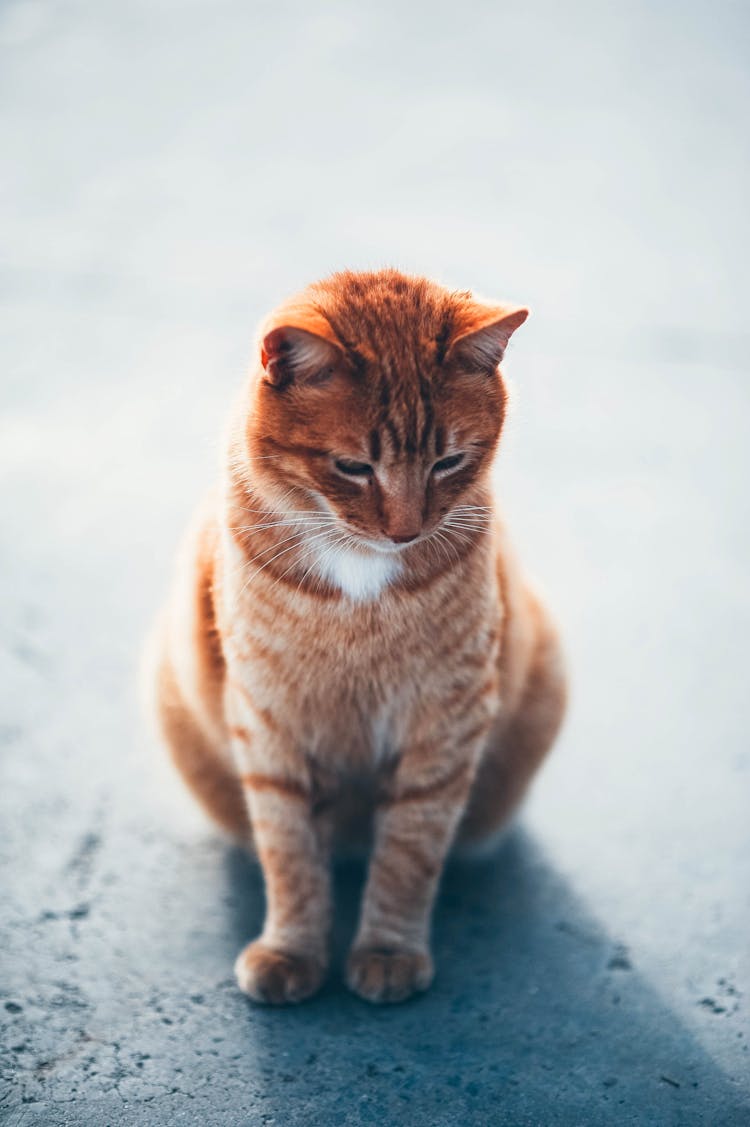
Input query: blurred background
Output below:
<box><xmin>1</xmin><ymin>1</ymin><xmax>748</xmax><ymax>1123</ymax></box>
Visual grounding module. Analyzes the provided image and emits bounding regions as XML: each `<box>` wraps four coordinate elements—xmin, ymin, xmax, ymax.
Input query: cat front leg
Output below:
<box><xmin>227</xmin><ymin>688</ymin><xmax>331</xmax><ymax>1004</ymax></box>
<box><xmin>347</xmin><ymin>730</ymin><xmax>487</xmax><ymax>1003</ymax></box>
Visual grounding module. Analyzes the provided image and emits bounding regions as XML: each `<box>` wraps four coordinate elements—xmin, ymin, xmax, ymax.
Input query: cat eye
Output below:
<box><xmin>334</xmin><ymin>458</ymin><xmax>373</xmax><ymax>478</ymax></box>
<box><xmin>432</xmin><ymin>453</ymin><xmax>465</xmax><ymax>474</ymax></box>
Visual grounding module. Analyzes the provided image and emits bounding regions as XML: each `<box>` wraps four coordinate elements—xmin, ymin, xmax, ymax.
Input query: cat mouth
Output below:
<box><xmin>337</xmin><ymin>528</ymin><xmax>422</xmax><ymax>555</ymax></box>
<box><xmin>307</xmin><ymin>494</ymin><xmax>422</xmax><ymax>554</ymax></box>
<box><xmin>365</xmin><ymin>538</ymin><xmax>419</xmax><ymax>554</ymax></box>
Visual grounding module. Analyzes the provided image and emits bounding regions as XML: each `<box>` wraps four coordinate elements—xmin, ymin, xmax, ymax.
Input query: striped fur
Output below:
<box><xmin>151</xmin><ymin>270</ymin><xmax>566</xmax><ymax>1005</ymax></box>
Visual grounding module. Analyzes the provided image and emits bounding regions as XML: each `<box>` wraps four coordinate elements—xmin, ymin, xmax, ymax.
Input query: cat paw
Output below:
<box><xmin>234</xmin><ymin>941</ymin><xmax>325</xmax><ymax>1004</ymax></box>
<box><xmin>346</xmin><ymin>946</ymin><xmax>434</xmax><ymax>1004</ymax></box>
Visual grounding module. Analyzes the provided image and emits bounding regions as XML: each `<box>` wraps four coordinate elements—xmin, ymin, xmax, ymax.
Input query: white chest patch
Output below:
<box><xmin>309</xmin><ymin>542</ymin><xmax>401</xmax><ymax>601</ymax></box>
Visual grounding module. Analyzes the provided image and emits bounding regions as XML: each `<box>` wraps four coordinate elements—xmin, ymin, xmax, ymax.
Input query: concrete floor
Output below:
<box><xmin>1</xmin><ymin>1</ymin><xmax>748</xmax><ymax>1123</ymax></box>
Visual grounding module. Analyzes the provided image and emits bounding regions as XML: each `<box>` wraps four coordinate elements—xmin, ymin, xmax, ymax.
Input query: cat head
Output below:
<box><xmin>241</xmin><ymin>269</ymin><xmax>527</xmax><ymax>551</ymax></box>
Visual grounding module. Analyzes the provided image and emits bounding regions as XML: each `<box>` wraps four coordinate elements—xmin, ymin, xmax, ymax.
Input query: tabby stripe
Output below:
<box><xmin>387</xmin><ymin>838</ymin><xmax>440</xmax><ymax>883</ymax></box>
<box><xmin>466</xmin><ymin>719</ymin><xmax>494</xmax><ymax>747</ymax></box>
<box><xmin>261</xmin><ymin>565</ymin><xmax>341</xmax><ymax>600</ymax></box>
<box><xmin>369</xmin><ymin>428</ymin><xmax>382</xmax><ymax>461</ymax></box>
<box><xmin>256</xmin><ymin>846</ymin><xmax>314</xmax><ymax>924</ymax></box>
<box><xmin>260</xmin><ymin>436</ymin><xmax>329</xmax><ymax>459</ymax></box>
<box><xmin>227</xmin><ymin>681</ymin><xmax>283</xmax><ymax>734</ymax></box>
<box><xmin>240</xmin><ymin>773</ymin><xmax>309</xmax><ymax>800</ymax></box>
<box><xmin>399</xmin><ymin>540</ymin><xmax>480</xmax><ymax>593</ymax></box>
<box><xmin>435</xmin><ymin>314</ymin><xmax>452</xmax><ymax>365</ymax></box>
<box><xmin>240</xmin><ymin>599</ymin><xmax>297</xmax><ymax>633</ymax></box>
<box><xmin>384</xmin><ymin>759</ymin><xmax>471</xmax><ymax>806</ymax></box>
<box><xmin>243</xmin><ymin>637</ymin><xmax>286</xmax><ymax>671</ymax></box>
<box><xmin>443</xmin><ymin>676</ymin><xmax>499</xmax><ymax>720</ymax></box>
<box><xmin>418</xmin><ymin>374</ymin><xmax>434</xmax><ymax>453</ymax></box>
<box><xmin>314</xmin><ymin>306</ymin><xmax>359</xmax><ymax>361</ymax></box>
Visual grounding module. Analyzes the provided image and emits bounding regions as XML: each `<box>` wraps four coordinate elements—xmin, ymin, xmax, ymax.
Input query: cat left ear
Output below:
<box><xmin>260</xmin><ymin>308</ymin><xmax>343</xmax><ymax>388</ymax></box>
<box><xmin>446</xmin><ymin>304</ymin><xmax>528</xmax><ymax>373</ymax></box>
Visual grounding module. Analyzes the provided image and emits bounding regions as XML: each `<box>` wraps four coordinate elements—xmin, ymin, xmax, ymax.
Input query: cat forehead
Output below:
<box><xmin>308</xmin><ymin>270</ymin><xmax>455</xmax><ymax>358</ymax></box>
<box><xmin>345</xmin><ymin>368</ymin><xmax>471</xmax><ymax>463</ymax></box>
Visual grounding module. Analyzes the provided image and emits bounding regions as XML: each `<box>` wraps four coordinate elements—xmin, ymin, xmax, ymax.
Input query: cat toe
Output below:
<box><xmin>235</xmin><ymin>941</ymin><xmax>325</xmax><ymax>1004</ymax></box>
<box><xmin>346</xmin><ymin>946</ymin><xmax>434</xmax><ymax>1004</ymax></box>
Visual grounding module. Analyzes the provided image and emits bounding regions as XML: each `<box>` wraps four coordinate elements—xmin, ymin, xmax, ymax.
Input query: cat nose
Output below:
<box><xmin>382</xmin><ymin>477</ymin><xmax>422</xmax><ymax>543</ymax></box>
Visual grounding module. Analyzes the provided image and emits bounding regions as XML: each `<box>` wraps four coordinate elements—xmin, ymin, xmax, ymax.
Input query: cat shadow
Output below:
<box><xmin>221</xmin><ymin>829</ymin><xmax>746</xmax><ymax>1126</ymax></box>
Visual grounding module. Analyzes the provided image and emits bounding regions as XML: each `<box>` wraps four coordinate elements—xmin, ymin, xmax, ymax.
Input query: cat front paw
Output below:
<box><xmin>234</xmin><ymin>941</ymin><xmax>325</xmax><ymax>1004</ymax></box>
<box><xmin>346</xmin><ymin>946</ymin><xmax>434</xmax><ymax>1004</ymax></box>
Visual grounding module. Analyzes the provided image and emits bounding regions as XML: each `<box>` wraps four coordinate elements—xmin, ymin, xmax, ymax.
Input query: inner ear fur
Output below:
<box><xmin>446</xmin><ymin>302</ymin><xmax>529</xmax><ymax>373</ymax></box>
<box><xmin>260</xmin><ymin>305</ymin><xmax>343</xmax><ymax>388</ymax></box>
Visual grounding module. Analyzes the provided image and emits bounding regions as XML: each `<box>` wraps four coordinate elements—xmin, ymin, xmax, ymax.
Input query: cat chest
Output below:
<box><xmin>230</xmin><ymin>595</ymin><xmax>498</xmax><ymax>769</ymax></box>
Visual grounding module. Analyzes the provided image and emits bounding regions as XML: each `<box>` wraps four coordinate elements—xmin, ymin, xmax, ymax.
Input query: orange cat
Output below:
<box><xmin>151</xmin><ymin>269</ymin><xmax>566</xmax><ymax>1004</ymax></box>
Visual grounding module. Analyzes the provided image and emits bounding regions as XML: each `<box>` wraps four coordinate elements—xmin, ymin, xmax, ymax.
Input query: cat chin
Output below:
<box><xmin>355</xmin><ymin>537</ymin><xmax>414</xmax><ymax>556</ymax></box>
<box><xmin>307</xmin><ymin>538</ymin><xmax>402</xmax><ymax>601</ymax></box>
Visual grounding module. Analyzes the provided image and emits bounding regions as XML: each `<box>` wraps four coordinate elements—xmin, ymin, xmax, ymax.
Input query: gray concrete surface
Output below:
<box><xmin>1</xmin><ymin>1</ymin><xmax>748</xmax><ymax>1123</ymax></box>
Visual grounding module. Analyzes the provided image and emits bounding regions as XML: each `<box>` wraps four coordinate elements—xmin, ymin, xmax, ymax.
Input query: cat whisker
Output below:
<box><xmin>442</xmin><ymin>528</ymin><xmax>476</xmax><ymax>552</ymax></box>
<box><xmin>233</xmin><ymin>484</ymin><xmax>315</xmax><ymax>516</ymax></box>
<box><xmin>276</xmin><ymin>527</ymin><xmax>349</xmax><ymax>588</ymax></box>
<box><xmin>431</xmin><ymin>527</ymin><xmax>462</xmax><ymax>568</ymax></box>
<box><xmin>293</xmin><ymin>531</ymin><xmax>357</xmax><ymax>596</ymax></box>
<box><xmin>443</xmin><ymin>527</ymin><xmax>495</xmax><ymax>542</ymax></box>
<box><xmin>222</xmin><ymin>518</ymin><xmax>336</xmax><ymax>585</ymax></box>
<box><xmin>426</xmin><ymin>530</ymin><xmax>450</xmax><ymax>572</ymax></box>
<box><xmin>443</xmin><ymin>522</ymin><xmax>493</xmax><ymax>535</ymax></box>
<box><xmin>264</xmin><ymin>526</ymin><xmax>357</xmax><ymax>598</ymax></box>
<box><xmin>228</xmin><ymin>518</ymin><xmax>335</xmax><ymax>533</ymax></box>
<box><xmin>246</xmin><ymin>522</ymin><xmax>335</xmax><ymax>555</ymax></box>
<box><xmin>443</xmin><ymin>515</ymin><xmax>493</xmax><ymax>531</ymax></box>
<box><xmin>238</xmin><ymin>530</ymin><xmax>321</xmax><ymax>580</ymax></box>
<box><xmin>452</xmin><ymin>505</ymin><xmax>493</xmax><ymax>512</ymax></box>
<box><xmin>236</xmin><ymin>527</ymin><xmax>339</xmax><ymax>596</ymax></box>
<box><xmin>444</xmin><ymin>521</ymin><xmax>494</xmax><ymax>533</ymax></box>
<box><xmin>235</xmin><ymin>506</ymin><xmax>329</xmax><ymax>517</ymax></box>
<box><xmin>440</xmin><ymin>534</ymin><xmax>462</xmax><ymax>569</ymax></box>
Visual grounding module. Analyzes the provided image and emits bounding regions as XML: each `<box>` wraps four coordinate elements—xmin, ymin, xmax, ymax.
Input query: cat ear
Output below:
<box><xmin>446</xmin><ymin>303</ymin><xmax>528</xmax><ymax>373</ymax></box>
<box><xmin>260</xmin><ymin>308</ymin><xmax>343</xmax><ymax>388</ymax></box>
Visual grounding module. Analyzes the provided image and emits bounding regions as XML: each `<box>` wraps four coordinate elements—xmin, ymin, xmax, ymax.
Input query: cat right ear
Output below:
<box><xmin>446</xmin><ymin>303</ymin><xmax>529</xmax><ymax>374</ymax></box>
<box><xmin>260</xmin><ymin>313</ymin><xmax>343</xmax><ymax>389</ymax></box>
